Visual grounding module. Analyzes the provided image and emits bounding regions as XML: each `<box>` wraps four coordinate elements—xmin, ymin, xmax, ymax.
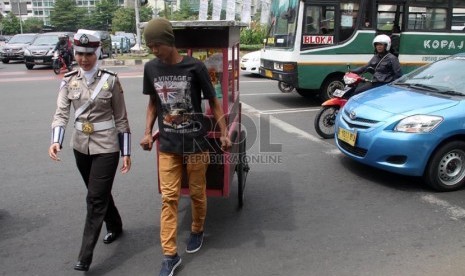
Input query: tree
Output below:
<box><xmin>50</xmin><ymin>0</ymin><xmax>86</xmax><ymax>31</ymax></box>
<box><xmin>111</xmin><ymin>6</ymin><xmax>152</xmax><ymax>33</ymax></box>
<box><xmin>170</xmin><ymin>0</ymin><xmax>197</xmax><ymax>20</ymax></box>
<box><xmin>87</xmin><ymin>0</ymin><xmax>120</xmax><ymax>30</ymax></box>
<box><xmin>111</xmin><ymin>8</ymin><xmax>135</xmax><ymax>33</ymax></box>
<box><xmin>1</xmin><ymin>13</ymin><xmax>21</xmax><ymax>34</ymax></box>
<box><xmin>23</xmin><ymin>18</ymin><xmax>44</xmax><ymax>33</ymax></box>
<box><xmin>140</xmin><ymin>6</ymin><xmax>153</xmax><ymax>22</ymax></box>
<box><xmin>240</xmin><ymin>21</ymin><xmax>266</xmax><ymax>45</ymax></box>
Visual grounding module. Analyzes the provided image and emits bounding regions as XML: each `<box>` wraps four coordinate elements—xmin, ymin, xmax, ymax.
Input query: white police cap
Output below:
<box><xmin>74</xmin><ymin>33</ymin><xmax>100</xmax><ymax>53</ymax></box>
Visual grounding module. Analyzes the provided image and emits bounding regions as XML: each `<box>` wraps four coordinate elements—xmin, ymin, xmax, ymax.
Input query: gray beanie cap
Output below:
<box><xmin>144</xmin><ymin>18</ymin><xmax>175</xmax><ymax>46</ymax></box>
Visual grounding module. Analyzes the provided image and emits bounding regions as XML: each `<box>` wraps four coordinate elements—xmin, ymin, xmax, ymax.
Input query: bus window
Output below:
<box><xmin>303</xmin><ymin>6</ymin><xmax>335</xmax><ymax>35</ymax></box>
<box><xmin>451</xmin><ymin>0</ymin><xmax>465</xmax><ymax>30</ymax></box>
<box><xmin>377</xmin><ymin>4</ymin><xmax>403</xmax><ymax>32</ymax></box>
<box><xmin>452</xmin><ymin>13</ymin><xmax>465</xmax><ymax>30</ymax></box>
<box><xmin>408</xmin><ymin>6</ymin><xmax>447</xmax><ymax>30</ymax></box>
<box><xmin>322</xmin><ymin>10</ymin><xmax>335</xmax><ymax>34</ymax></box>
<box><xmin>301</xmin><ymin>5</ymin><xmax>336</xmax><ymax>49</ymax></box>
<box><xmin>265</xmin><ymin>0</ymin><xmax>298</xmax><ymax>48</ymax></box>
<box><xmin>339</xmin><ymin>2</ymin><xmax>359</xmax><ymax>41</ymax></box>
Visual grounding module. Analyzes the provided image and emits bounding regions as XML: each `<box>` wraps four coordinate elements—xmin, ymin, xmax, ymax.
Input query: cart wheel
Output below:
<box><xmin>237</xmin><ymin>130</ymin><xmax>250</xmax><ymax>208</ymax></box>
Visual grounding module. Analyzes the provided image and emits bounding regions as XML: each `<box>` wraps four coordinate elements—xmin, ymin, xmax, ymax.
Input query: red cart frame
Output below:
<box><xmin>152</xmin><ymin>20</ymin><xmax>250</xmax><ymax>207</ymax></box>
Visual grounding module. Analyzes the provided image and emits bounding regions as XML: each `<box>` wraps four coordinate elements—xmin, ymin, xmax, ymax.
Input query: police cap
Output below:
<box><xmin>74</xmin><ymin>33</ymin><xmax>100</xmax><ymax>53</ymax></box>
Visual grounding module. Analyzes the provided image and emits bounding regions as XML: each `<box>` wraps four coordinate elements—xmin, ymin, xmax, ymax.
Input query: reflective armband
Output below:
<box><xmin>51</xmin><ymin>126</ymin><xmax>65</xmax><ymax>147</ymax></box>
<box><xmin>118</xmin><ymin>132</ymin><xmax>131</xmax><ymax>156</ymax></box>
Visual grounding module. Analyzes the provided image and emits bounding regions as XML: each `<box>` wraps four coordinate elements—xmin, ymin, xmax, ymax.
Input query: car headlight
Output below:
<box><xmin>47</xmin><ymin>49</ymin><xmax>54</xmax><ymax>55</ymax></box>
<box><xmin>24</xmin><ymin>49</ymin><xmax>31</xmax><ymax>56</ymax></box>
<box><xmin>394</xmin><ymin>115</ymin><xmax>443</xmax><ymax>133</ymax></box>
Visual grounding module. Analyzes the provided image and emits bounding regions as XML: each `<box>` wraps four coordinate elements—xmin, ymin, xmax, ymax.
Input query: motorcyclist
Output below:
<box><xmin>54</xmin><ymin>34</ymin><xmax>73</xmax><ymax>69</ymax></box>
<box><xmin>350</xmin><ymin>34</ymin><xmax>402</xmax><ymax>94</ymax></box>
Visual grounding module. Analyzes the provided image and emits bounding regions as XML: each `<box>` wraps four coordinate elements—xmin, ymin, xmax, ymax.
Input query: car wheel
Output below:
<box><xmin>25</xmin><ymin>63</ymin><xmax>34</xmax><ymax>70</ymax></box>
<box><xmin>2</xmin><ymin>58</ymin><xmax>9</xmax><ymax>64</ymax></box>
<box><xmin>320</xmin><ymin>75</ymin><xmax>344</xmax><ymax>102</ymax></box>
<box><xmin>424</xmin><ymin>141</ymin><xmax>465</xmax><ymax>192</ymax></box>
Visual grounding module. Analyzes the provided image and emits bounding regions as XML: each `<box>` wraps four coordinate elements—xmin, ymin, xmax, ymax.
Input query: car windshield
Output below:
<box><xmin>8</xmin><ymin>35</ymin><xmax>35</xmax><ymax>44</ymax></box>
<box><xmin>32</xmin><ymin>35</ymin><xmax>58</xmax><ymax>46</ymax></box>
<box><xmin>394</xmin><ymin>56</ymin><xmax>465</xmax><ymax>96</ymax></box>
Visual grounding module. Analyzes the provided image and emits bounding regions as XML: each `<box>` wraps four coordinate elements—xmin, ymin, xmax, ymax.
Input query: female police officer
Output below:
<box><xmin>48</xmin><ymin>33</ymin><xmax>131</xmax><ymax>272</ymax></box>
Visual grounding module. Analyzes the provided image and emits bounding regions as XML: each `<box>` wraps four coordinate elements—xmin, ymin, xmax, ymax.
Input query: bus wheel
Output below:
<box><xmin>278</xmin><ymin>81</ymin><xmax>294</xmax><ymax>93</ymax></box>
<box><xmin>320</xmin><ymin>76</ymin><xmax>344</xmax><ymax>101</ymax></box>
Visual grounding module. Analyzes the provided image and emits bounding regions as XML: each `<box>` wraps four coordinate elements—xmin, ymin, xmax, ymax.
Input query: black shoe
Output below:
<box><xmin>186</xmin><ymin>231</ymin><xmax>204</xmax><ymax>253</ymax></box>
<box><xmin>74</xmin><ymin>261</ymin><xmax>90</xmax><ymax>271</ymax></box>
<box><xmin>159</xmin><ymin>254</ymin><xmax>181</xmax><ymax>276</ymax></box>
<box><xmin>103</xmin><ymin>230</ymin><xmax>122</xmax><ymax>244</ymax></box>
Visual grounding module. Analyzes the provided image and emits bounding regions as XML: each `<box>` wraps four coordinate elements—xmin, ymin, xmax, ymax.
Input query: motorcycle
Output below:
<box><xmin>314</xmin><ymin>70</ymin><xmax>371</xmax><ymax>139</ymax></box>
<box><xmin>52</xmin><ymin>51</ymin><xmax>73</xmax><ymax>75</ymax></box>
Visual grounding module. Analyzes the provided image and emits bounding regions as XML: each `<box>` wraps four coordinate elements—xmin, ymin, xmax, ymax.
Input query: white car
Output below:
<box><xmin>240</xmin><ymin>50</ymin><xmax>261</xmax><ymax>75</ymax></box>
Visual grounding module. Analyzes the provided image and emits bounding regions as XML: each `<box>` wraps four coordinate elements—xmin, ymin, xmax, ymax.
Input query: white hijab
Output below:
<box><xmin>76</xmin><ymin>46</ymin><xmax>101</xmax><ymax>84</ymax></box>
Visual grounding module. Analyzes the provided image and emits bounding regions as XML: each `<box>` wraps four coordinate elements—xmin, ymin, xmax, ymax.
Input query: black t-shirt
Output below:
<box><xmin>143</xmin><ymin>56</ymin><xmax>216</xmax><ymax>154</ymax></box>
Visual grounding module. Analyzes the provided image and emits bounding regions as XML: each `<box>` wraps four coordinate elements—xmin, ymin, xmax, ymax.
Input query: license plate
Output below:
<box><xmin>265</xmin><ymin>69</ymin><xmax>272</xmax><ymax>78</ymax></box>
<box><xmin>333</xmin><ymin>87</ymin><xmax>350</xmax><ymax>97</ymax></box>
<box><xmin>338</xmin><ymin>127</ymin><xmax>357</xmax><ymax>147</ymax></box>
<box><xmin>34</xmin><ymin>59</ymin><xmax>43</xmax><ymax>63</ymax></box>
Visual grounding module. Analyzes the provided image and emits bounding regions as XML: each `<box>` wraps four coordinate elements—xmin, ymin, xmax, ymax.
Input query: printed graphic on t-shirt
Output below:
<box><xmin>154</xmin><ymin>75</ymin><xmax>201</xmax><ymax>133</ymax></box>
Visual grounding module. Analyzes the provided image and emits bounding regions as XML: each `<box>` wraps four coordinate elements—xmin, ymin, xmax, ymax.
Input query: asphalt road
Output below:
<box><xmin>1</xmin><ymin>61</ymin><xmax>465</xmax><ymax>276</ymax></box>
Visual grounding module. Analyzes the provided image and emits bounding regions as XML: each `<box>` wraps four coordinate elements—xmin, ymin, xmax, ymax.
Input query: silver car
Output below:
<box><xmin>0</xmin><ymin>33</ymin><xmax>38</xmax><ymax>63</ymax></box>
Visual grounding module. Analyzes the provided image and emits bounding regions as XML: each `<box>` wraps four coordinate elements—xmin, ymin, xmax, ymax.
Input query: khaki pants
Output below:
<box><xmin>158</xmin><ymin>151</ymin><xmax>209</xmax><ymax>255</ymax></box>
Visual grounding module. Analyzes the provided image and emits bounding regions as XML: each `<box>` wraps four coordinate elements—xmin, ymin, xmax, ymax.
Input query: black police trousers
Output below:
<box><xmin>73</xmin><ymin>150</ymin><xmax>122</xmax><ymax>264</ymax></box>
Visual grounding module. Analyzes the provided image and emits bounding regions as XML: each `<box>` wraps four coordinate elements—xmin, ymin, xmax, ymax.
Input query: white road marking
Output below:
<box><xmin>241</xmin><ymin>93</ymin><xmax>283</xmax><ymax>96</ymax></box>
<box><xmin>421</xmin><ymin>194</ymin><xmax>465</xmax><ymax>220</ymax></box>
<box><xmin>241</xmin><ymin>80</ymin><xmax>274</xmax><ymax>83</ymax></box>
<box><xmin>260</xmin><ymin>107</ymin><xmax>320</xmax><ymax>114</ymax></box>
<box><xmin>325</xmin><ymin>149</ymin><xmax>342</xmax><ymax>156</ymax></box>
<box><xmin>242</xmin><ymin>102</ymin><xmax>326</xmax><ymax>144</ymax></box>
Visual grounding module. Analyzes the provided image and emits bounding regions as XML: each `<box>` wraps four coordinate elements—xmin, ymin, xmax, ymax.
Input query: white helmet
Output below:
<box><xmin>373</xmin><ymin>34</ymin><xmax>391</xmax><ymax>51</ymax></box>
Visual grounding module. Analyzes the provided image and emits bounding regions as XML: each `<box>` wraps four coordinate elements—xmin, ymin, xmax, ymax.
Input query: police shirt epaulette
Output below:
<box><xmin>64</xmin><ymin>70</ymin><xmax>78</xmax><ymax>78</ymax></box>
<box><xmin>99</xmin><ymin>68</ymin><xmax>117</xmax><ymax>76</ymax></box>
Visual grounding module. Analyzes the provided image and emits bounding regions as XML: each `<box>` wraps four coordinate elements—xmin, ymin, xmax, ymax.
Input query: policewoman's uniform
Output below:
<box><xmin>50</xmin><ymin>33</ymin><xmax>131</xmax><ymax>269</ymax></box>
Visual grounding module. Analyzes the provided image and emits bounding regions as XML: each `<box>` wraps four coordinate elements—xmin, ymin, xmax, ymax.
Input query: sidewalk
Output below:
<box><xmin>100</xmin><ymin>57</ymin><xmax>151</xmax><ymax>66</ymax></box>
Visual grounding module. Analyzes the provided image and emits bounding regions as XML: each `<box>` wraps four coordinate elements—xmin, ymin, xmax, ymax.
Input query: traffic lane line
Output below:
<box><xmin>259</xmin><ymin>107</ymin><xmax>320</xmax><ymax>114</ymax></box>
<box><xmin>242</xmin><ymin>102</ymin><xmax>327</xmax><ymax>144</ymax></box>
<box><xmin>420</xmin><ymin>194</ymin><xmax>465</xmax><ymax>220</ymax></box>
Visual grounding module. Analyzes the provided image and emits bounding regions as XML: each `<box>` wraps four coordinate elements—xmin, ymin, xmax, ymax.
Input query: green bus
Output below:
<box><xmin>260</xmin><ymin>0</ymin><xmax>465</xmax><ymax>100</ymax></box>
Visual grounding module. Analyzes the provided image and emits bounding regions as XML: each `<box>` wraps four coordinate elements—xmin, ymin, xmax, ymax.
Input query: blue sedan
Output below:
<box><xmin>335</xmin><ymin>53</ymin><xmax>465</xmax><ymax>192</ymax></box>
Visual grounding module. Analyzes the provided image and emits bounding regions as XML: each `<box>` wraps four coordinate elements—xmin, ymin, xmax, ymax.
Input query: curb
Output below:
<box><xmin>100</xmin><ymin>58</ymin><xmax>151</xmax><ymax>66</ymax></box>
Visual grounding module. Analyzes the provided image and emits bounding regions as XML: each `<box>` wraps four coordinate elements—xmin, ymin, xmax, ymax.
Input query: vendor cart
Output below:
<box><xmin>151</xmin><ymin>20</ymin><xmax>250</xmax><ymax>207</ymax></box>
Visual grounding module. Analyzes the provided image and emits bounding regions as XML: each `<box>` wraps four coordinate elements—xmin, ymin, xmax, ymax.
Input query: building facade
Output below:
<box><xmin>0</xmin><ymin>0</ymin><xmax>259</xmax><ymax>27</ymax></box>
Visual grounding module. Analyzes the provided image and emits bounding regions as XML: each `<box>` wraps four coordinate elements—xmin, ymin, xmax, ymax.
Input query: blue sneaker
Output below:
<box><xmin>159</xmin><ymin>254</ymin><xmax>181</xmax><ymax>276</ymax></box>
<box><xmin>186</xmin><ymin>231</ymin><xmax>204</xmax><ymax>253</ymax></box>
